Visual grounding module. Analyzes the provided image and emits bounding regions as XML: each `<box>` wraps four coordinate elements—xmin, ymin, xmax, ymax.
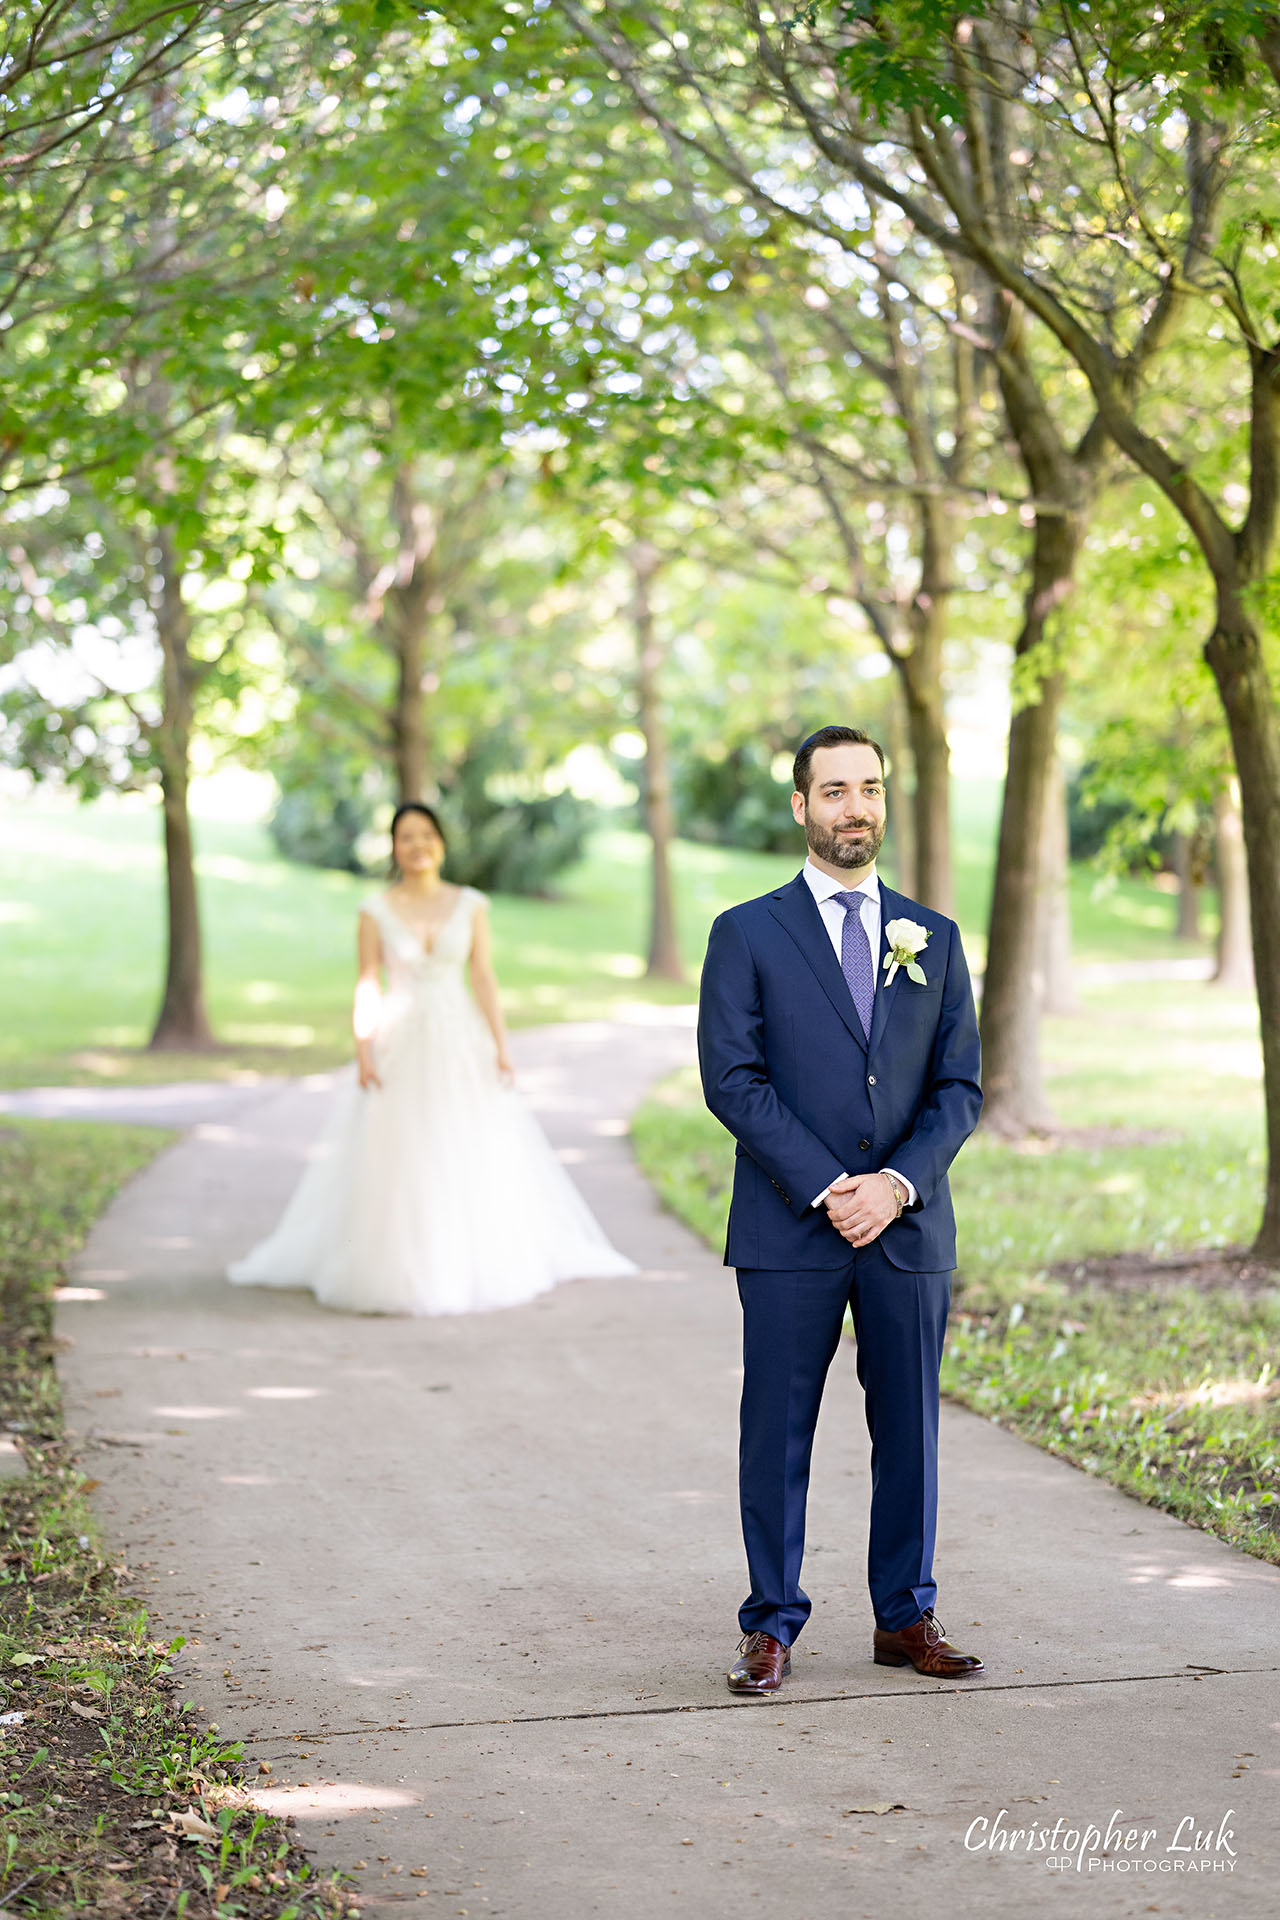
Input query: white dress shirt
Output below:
<box><xmin>800</xmin><ymin>859</ymin><xmax>918</xmax><ymax>1213</ymax></box>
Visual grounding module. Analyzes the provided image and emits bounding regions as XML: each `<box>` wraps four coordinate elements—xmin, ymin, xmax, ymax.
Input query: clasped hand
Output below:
<box><xmin>825</xmin><ymin>1171</ymin><xmax>899</xmax><ymax>1248</ymax></box>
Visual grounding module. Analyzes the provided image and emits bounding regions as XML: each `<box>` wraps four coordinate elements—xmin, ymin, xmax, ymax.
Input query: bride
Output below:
<box><xmin>228</xmin><ymin>801</ymin><xmax>636</xmax><ymax>1314</ymax></box>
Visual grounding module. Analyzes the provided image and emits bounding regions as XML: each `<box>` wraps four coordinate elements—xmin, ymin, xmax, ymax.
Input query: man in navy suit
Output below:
<box><xmin>698</xmin><ymin>724</ymin><xmax>984</xmax><ymax>1694</ymax></box>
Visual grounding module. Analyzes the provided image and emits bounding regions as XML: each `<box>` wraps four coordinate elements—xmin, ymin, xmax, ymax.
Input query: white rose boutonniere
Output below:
<box><xmin>883</xmin><ymin>917</ymin><xmax>930</xmax><ymax>987</ymax></box>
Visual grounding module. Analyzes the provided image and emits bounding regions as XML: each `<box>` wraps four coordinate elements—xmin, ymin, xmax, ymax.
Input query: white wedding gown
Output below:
<box><xmin>227</xmin><ymin>887</ymin><xmax>637</xmax><ymax>1314</ymax></box>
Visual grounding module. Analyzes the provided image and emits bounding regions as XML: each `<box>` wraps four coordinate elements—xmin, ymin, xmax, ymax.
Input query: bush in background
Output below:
<box><xmin>266</xmin><ymin>733</ymin><xmax>594</xmax><ymax>896</ymax></box>
<box><xmin>436</xmin><ymin>733</ymin><xmax>595</xmax><ymax>895</ymax></box>
<box><xmin>673</xmin><ymin>741</ymin><xmax>796</xmax><ymax>853</ymax></box>
<box><xmin>270</xmin><ymin>782</ymin><xmax>374</xmax><ymax>874</ymax></box>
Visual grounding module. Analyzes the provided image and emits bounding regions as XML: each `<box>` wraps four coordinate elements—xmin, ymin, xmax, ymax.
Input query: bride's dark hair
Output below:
<box><xmin>388</xmin><ymin>801</ymin><xmax>447</xmax><ymax>876</ymax></box>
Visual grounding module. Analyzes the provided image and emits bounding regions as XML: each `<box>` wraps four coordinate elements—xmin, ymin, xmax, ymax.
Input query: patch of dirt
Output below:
<box><xmin>1050</xmin><ymin>1246</ymin><xmax>1280</xmax><ymax>1293</ymax></box>
<box><xmin>0</xmin><ymin>1668</ymin><xmax>353</xmax><ymax>1920</ymax></box>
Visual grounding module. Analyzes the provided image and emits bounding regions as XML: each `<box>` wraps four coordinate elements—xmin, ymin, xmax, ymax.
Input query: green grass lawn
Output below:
<box><xmin>0</xmin><ymin>784</ymin><xmax>1212</xmax><ymax>1088</ymax></box>
<box><xmin>939</xmin><ymin>776</ymin><xmax>1210</xmax><ymax>966</ymax></box>
<box><xmin>631</xmin><ymin>974</ymin><xmax>1279</xmax><ymax>1564</ymax></box>
<box><xmin>0</xmin><ymin>801</ymin><xmax>790</xmax><ymax>1085</ymax></box>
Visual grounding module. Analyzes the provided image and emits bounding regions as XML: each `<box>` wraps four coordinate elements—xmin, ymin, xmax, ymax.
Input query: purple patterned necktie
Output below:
<box><xmin>833</xmin><ymin>890</ymin><xmax>875</xmax><ymax>1039</ymax></box>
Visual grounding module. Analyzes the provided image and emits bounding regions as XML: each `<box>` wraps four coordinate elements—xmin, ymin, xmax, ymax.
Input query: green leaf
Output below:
<box><xmin>906</xmin><ymin>961</ymin><xmax>927</xmax><ymax>984</ymax></box>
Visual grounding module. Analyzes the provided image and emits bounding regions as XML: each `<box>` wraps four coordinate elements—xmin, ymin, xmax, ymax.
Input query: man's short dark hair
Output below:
<box><xmin>792</xmin><ymin>725</ymin><xmax>886</xmax><ymax>798</ymax></box>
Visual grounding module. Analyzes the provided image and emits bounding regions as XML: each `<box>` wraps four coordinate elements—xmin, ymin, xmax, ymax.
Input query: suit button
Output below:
<box><xmin>859</xmin><ymin>1139</ymin><xmax>871</xmax><ymax>1152</ymax></box>
<box><xmin>867</xmin><ymin>1074</ymin><xmax>877</xmax><ymax>1086</ymax></box>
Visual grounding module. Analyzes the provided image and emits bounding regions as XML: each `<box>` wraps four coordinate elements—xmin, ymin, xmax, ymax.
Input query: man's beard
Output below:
<box><xmin>804</xmin><ymin>811</ymin><xmax>886</xmax><ymax>869</ymax></box>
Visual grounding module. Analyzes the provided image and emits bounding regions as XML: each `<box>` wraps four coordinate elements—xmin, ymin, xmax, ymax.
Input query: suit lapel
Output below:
<box><xmin>867</xmin><ymin>880</ymin><xmax>909</xmax><ymax>1060</ymax></box>
<box><xmin>767</xmin><ymin>872</ymin><xmax>868</xmax><ymax>1054</ymax></box>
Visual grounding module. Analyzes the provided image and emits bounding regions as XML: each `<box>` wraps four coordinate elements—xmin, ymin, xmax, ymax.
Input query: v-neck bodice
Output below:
<box><xmin>363</xmin><ymin>887</ymin><xmax>482</xmax><ymax>993</ymax></box>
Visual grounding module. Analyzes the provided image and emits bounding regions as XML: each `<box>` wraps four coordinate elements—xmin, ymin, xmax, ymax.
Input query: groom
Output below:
<box><xmin>697</xmin><ymin>725</ymin><xmax>984</xmax><ymax>1694</ymax></box>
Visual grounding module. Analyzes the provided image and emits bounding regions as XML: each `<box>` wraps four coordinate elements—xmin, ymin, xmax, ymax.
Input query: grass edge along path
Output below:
<box><xmin>630</xmin><ymin>1071</ymin><xmax>1280</xmax><ymax>1569</ymax></box>
<box><xmin>0</xmin><ymin>1119</ymin><xmax>359</xmax><ymax>1920</ymax></box>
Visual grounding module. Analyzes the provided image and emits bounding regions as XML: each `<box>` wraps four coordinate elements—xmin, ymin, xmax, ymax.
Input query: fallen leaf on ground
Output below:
<box><xmin>168</xmin><ymin>1807</ymin><xmax>220</xmax><ymax>1843</ymax></box>
<box><xmin>69</xmin><ymin>1701</ymin><xmax>104</xmax><ymax>1719</ymax></box>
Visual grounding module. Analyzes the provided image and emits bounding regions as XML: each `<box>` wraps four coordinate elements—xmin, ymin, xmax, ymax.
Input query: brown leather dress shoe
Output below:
<box><xmin>727</xmin><ymin>1631</ymin><xmax>791</xmax><ymax>1695</ymax></box>
<box><xmin>873</xmin><ymin>1608</ymin><xmax>984</xmax><ymax>1677</ymax></box>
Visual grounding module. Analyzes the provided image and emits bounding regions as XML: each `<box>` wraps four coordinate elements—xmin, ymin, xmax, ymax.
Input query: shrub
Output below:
<box><xmin>436</xmin><ymin>735</ymin><xmax>595</xmax><ymax>896</ymax></box>
<box><xmin>673</xmin><ymin>742</ymin><xmax>797</xmax><ymax>853</ymax></box>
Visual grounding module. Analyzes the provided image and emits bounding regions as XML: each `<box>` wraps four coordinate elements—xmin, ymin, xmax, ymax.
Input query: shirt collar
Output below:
<box><xmin>802</xmin><ymin>858</ymin><xmax>880</xmax><ymax>906</ymax></box>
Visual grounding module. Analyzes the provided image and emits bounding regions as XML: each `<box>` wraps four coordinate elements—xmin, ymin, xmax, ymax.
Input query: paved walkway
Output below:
<box><xmin>40</xmin><ymin>1011</ymin><xmax>1278</xmax><ymax>1917</ymax></box>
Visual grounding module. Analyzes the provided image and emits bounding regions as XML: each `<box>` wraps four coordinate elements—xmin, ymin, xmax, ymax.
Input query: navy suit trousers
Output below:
<box><xmin>736</xmin><ymin>1245</ymin><xmax>951</xmax><ymax>1642</ymax></box>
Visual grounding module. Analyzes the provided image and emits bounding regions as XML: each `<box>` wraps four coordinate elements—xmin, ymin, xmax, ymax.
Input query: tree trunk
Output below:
<box><xmin>1038</xmin><ymin>749</ymin><xmax>1081</xmax><ymax>1017</ymax></box>
<box><xmin>386</xmin><ymin>464</ymin><xmax>437</xmax><ymax>802</ymax></box>
<box><xmin>392</xmin><ymin>622</ymin><xmax>428</xmax><ymax>803</ymax></box>
<box><xmin>977</xmin><ymin>289</ymin><xmax>1106</xmax><ymax>1131</ymax></box>
<box><xmin>632</xmin><ymin>543</ymin><xmax>682</xmax><ymax>982</ymax></box>
<box><xmin>979</xmin><ymin>504</ymin><xmax>1084</xmax><ymax>1134</ymax></box>
<box><xmin>882</xmin><ymin>673</ymin><xmax>916</xmax><ymax>897</ymax></box>
<box><xmin>1171</xmin><ymin>831</ymin><xmax>1202</xmax><ymax>941</ymax></box>
<box><xmin>902</xmin><ymin>502</ymin><xmax>953</xmax><ymax>914</ymax></box>
<box><xmin>1203</xmin><ymin>613</ymin><xmax>1280</xmax><ymax>1256</ymax></box>
<box><xmin>1211</xmin><ymin>777</ymin><xmax>1254</xmax><ymax>990</ymax></box>
<box><xmin>148</xmin><ymin>526</ymin><xmax>215</xmax><ymax>1052</ymax></box>
<box><xmin>901</xmin><ymin>658</ymin><xmax>951</xmax><ymax>916</ymax></box>
<box><xmin>980</xmin><ymin>670</ymin><xmax>1064</xmax><ymax>1133</ymax></box>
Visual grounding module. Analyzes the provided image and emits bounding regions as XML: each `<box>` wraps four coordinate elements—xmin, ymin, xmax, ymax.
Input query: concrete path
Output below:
<box><xmin>0</xmin><ymin>1080</ymin><xmax>276</xmax><ymax>1127</ymax></box>
<box><xmin>51</xmin><ymin>1010</ymin><xmax>1279</xmax><ymax>1919</ymax></box>
<box><xmin>1073</xmin><ymin>956</ymin><xmax>1216</xmax><ymax>987</ymax></box>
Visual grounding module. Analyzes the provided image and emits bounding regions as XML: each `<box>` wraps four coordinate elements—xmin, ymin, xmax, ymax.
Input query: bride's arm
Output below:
<box><xmin>354</xmin><ymin>911</ymin><xmax>383</xmax><ymax>1089</ymax></box>
<box><xmin>467</xmin><ymin>903</ymin><xmax>515</xmax><ymax>1083</ymax></box>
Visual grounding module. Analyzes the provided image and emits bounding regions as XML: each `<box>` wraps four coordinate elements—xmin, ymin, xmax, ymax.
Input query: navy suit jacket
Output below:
<box><xmin>697</xmin><ymin>871</ymin><xmax>982</xmax><ymax>1273</ymax></box>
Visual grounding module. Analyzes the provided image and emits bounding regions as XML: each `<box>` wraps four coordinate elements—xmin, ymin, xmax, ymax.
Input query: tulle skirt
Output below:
<box><xmin>227</xmin><ymin>979</ymin><xmax>636</xmax><ymax>1315</ymax></box>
